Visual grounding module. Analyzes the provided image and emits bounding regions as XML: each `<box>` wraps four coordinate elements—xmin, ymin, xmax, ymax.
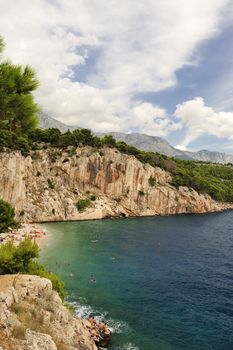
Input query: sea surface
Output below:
<box><xmin>40</xmin><ymin>212</ymin><xmax>233</xmax><ymax>350</ymax></box>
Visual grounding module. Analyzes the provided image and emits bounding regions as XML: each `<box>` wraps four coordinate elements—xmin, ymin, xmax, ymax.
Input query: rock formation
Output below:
<box><xmin>0</xmin><ymin>274</ymin><xmax>97</xmax><ymax>350</ymax></box>
<box><xmin>0</xmin><ymin>147</ymin><xmax>232</xmax><ymax>222</ymax></box>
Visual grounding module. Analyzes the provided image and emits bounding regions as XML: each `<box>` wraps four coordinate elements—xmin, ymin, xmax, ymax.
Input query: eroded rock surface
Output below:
<box><xmin>0</xmin><ymin>147</ymin><xmax>232</xmax><ymax>222</ymax></box>
<box><xmin>0</xmin><ymin>275</ymin><xmax>97</xmax><ymax>350</ymax></box>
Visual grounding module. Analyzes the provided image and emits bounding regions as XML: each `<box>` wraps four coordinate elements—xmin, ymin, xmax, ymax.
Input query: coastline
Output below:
<box><xmin>0</xmin><ymin>223</ymin><xmax>48</xmax><ymax>247</ymax></box>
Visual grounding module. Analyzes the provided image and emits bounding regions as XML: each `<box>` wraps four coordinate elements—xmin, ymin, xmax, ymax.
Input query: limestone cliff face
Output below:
<box><xmin>0</xmin><ymin>274</ymin><xmax>97</xmax><ymax>350</ymax></box>
<box><xmin>0</xmin><ymin>147</ymin><xmax>232</xmax><ymax>222</ymax></box>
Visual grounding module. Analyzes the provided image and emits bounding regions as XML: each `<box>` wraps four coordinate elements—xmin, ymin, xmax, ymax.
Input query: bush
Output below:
<box><xmin>0</xmin><ymin>199</ymin><xmax>16</xmax><ymax>233</ymax></box>
<box><xmin>90</xmin><ymin>195</ymin><xmax>96</xmax><ymax>201</ymax></box>
<box><xmin>0</xmin><ymin>237</ymin><xmax>39</xmax><ymax>274</ymax></box>
<box><xmin>138</xmin><ymin>190</ymin><xmax>145</xmax><ymax>196</ymax></box>
<box><xmin>76</xmin><ymin>198</ymin><xmax>91</xmax><ymax>212</ymax></box>
<box><xmin>148</xmin><ymin>176</ymin><xmax>156</xmax><ymax>186</ymax></box>
<box><xmin>0</xmin><ymin>237</ymin><xmax>65</xmax><ymax>300</ymax></box>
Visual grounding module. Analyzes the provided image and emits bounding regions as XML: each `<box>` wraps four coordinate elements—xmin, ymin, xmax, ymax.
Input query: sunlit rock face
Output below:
<box><xmin>0</xmin><ymin>274</ymin><xmax>98</xmax><ymax>350</ymax></box>
<box><xmin>0</xmin><ymin>147</ymin><xmax>231</xmax><ymax>222</ymax></box>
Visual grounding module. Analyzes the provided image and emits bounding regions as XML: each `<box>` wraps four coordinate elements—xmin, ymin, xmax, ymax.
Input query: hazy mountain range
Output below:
<box><xmin>38</xmin><ymin>112</ymin><xmax>233</xmax><ymax>164</ymax></box>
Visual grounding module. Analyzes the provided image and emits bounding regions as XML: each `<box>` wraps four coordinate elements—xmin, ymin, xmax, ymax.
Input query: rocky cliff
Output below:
<box><xmin>0</xmin><ymin>274</ymin><xmax>97</xmax><ymax>350</ymax></box>
<box><xmin>0</xmin><ymin>147</ymin><xmax>232</xmax><ymax>222</ymax></box>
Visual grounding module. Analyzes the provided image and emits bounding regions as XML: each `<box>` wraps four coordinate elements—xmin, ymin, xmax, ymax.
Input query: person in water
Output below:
<box><xmin>88</xmin><ymin>314</ymin><xmax>97</xmax><ymax>327</ymax></box>
<box><xmin>90</xmin><ymin>274</ymin><xmax>96</xmax><ymax>284</ymax></box>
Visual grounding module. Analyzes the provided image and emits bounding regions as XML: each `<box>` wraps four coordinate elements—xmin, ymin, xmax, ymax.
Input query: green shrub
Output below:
<box><xmin>90</xmin><ymin>195</ymin><xmax>96</xmax><ymax>201</ymax></box>
<box><xmin>76</xmin><ymin>198</ymin><xmax>91</xmax><ymax>212</ymax></box>
<box><xmin>0</xmin><ymin>237</ymin><xmax>39</xmax><ymax>274</ymax></box>
<box><xmin>138</xmin><ymin>190</ymin><xmax>145</xmax><ymax>196</ymax></box>
<box><xmin>0</xmin><ymin>199</ymin><xmax>16</xmax><ymax>233</ymax></box>
<box><xmin>0</xmin><ymin>237</ymin><xmax>65</xmax><ymax>300</ymax></box>
<box><xmin>148</xmin><ymin>176</ymin><xmax>156</xmax><ymax>186</ymax></box>
<box><xmin>48</xmin><ymin>151</ymin><xmax>62</xmax><ymax>163</ymax></box>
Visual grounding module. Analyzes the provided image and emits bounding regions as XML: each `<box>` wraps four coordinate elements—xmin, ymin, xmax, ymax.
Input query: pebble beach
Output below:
<box><xmin>0</xmin><ymin>223</ymin><xmax>47</xmax><ymax>246</ymax></box>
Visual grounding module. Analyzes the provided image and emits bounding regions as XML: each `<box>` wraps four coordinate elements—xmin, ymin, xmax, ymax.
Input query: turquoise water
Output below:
<box><xmin>40</xmin><ymin>212</ymin><xmax>233</xmax><ymax>350</ymax></box>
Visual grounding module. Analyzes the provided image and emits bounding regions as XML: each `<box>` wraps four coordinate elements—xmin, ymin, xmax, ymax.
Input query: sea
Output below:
<box><xmin>40</xmin><ymin>211</ymin><xmax>233</xmax><ymax>350</ymax></box>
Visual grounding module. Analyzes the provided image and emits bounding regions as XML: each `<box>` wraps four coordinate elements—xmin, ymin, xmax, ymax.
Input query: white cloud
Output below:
<box><xmin>176</xmin><ymin>145</ymin><xmax>189</xmax><ymax>151</ymax></box>
<box><xmin>175</xmin><ymin>97</ymin><xmax>233</xmax><ymax>147</ymax></box>
<box><xmin>127</xmin><ymin>102</ymin><xmax>182</xmax><ymax>137</ymax></box>
<box><xmin>0</xmin><ymin>0</ymin><xmax>231</xmax><ymax>134</ymax></box>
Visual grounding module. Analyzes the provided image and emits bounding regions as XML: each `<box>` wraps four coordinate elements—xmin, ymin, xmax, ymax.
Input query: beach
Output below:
<box><xmin>0</xmin><ymin>223</ymin><xmax>47</xmax><ymax>247</ymax></box>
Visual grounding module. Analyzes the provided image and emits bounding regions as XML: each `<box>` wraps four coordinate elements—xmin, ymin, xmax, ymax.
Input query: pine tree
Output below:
<box><xmin>0</xmin><ymin>36</ymin><xmax>39</xmax><ymax>134</ymax></box>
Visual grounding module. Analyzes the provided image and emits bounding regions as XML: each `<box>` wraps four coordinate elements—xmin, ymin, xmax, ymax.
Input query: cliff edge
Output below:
<box><xmin>0</xmin><ymin>147</ymin><xmax>232</xmax><ymax>222</ymax></box>
<box><xmin>0</xmin><ymin>274</ymin><xmax>97</xmax><ymax>350</ymax></box>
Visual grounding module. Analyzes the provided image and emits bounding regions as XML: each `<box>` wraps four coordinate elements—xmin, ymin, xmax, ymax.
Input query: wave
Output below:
<box><xmin>67</xmin><ymin>296</ymin><xmax>130</xmax><ymax>334</ymax></box>
<box><xmin>67</xmin><ymin>296</ymin><xmax>139</xmax><ymax>349</ymax></box>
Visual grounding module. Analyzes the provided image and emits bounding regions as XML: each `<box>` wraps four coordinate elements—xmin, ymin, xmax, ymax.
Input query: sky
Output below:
<box><xmin>1</xmin><ymin>0</ymin><xmax>233</xmax><ymax>153</ymax></box>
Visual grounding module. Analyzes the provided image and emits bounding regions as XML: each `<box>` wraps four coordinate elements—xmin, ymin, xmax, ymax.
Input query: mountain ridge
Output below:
<box><xmin>38</xmin><ymin>112</ymin><xmax>233</xmax><ymax>164</ymax></box>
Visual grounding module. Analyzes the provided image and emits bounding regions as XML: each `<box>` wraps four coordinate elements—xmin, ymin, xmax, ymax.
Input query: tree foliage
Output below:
<box><xmin>0</xmin><ymin>36</ymin><xmax>39</xmax><ymax>135</ymax></box>
<box><xmin>0</xmin><ymin>237</ymin><xmax>39</xmax><ymax>274</ymax></box>
<box><xmin>0</xmin><ymin>237</ymin><xmax>65</xmax><ymax>300</ymax></box>
<box><xmin>0</xmin><ymin>199</ymin><xmax>16</xmax><ymax>233</ymax></box>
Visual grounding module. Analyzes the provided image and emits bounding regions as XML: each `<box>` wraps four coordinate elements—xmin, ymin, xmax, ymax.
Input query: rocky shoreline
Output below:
<box><xmin>0</xmin><ymin>274</ymin><xmax>98</xmax><ymax>350</ymax></box>
<box><xmin>0</xmin><ymin>226</ymin><xmax>112</xmax><ymax>350</ymax></box>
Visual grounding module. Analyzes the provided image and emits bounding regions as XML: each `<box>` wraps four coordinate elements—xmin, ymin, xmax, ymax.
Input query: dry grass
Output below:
<box><xmin>10</xmin><ymin>300</ymin><xmax>70</xmax><ymax>350</ymax></box>
<box><xmin>12</xmin><ymin>324</ymin><xmax>26</xmax><ymax>340</ymax></box>
<box><xmin>0</xmin><ymin>329</ymin><xmax>19</xmax><ymax>350</ymax></box>
<box><xmin>11</xmin><ymin>301</ymin><xmax>46</xmax><ymax>334</ymax></box>
<box><xmin>53</xmin><ymin>337</ymin><xmax>70</xmax><ymax>350</ymax></box>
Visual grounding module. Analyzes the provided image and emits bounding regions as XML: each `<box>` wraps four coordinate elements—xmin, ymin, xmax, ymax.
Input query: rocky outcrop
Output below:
<box><xmin>0</xmin><ymin>275</ymin><xmax>97</xmax><ymax>350</ymax></box>
<box><xmin>0</xmin><ymin>147</ymin><xmax>232</xmax><ymax>222</ymax></box>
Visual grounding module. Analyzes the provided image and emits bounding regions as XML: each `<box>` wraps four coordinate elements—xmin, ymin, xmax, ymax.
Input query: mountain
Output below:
<box><xmin>96</xmin><ymin>132</ymin><xmax>185</xmax><ymax>157</ymax></box>
<box><xmin>38</xmin><ymin>112</ymin><xmax>77</xmax><ymax>132</ymax></box>
<box><xmin>99</xmin><ymin>132</ymin><xmax>233</xmax><ymax>164</ymax></box>
<box><xmin>37</xmin><ymin>112</ymin><xmax>233</xmax><ymax>164</ymax></box>
<box><xmin>184</xmin><ymin>150</ymin><xmax>233</xmax><ymax>164</ymax></box>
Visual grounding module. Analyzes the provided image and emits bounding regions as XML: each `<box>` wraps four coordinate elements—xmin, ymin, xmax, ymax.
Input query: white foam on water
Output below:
<box><xmin>106</xmin><ymin>318</ymin><xmax>131</xmax><ymax>334</ymax></box>
<box><xmin>67</xmin><ymin>296</ymin><xmax>131</xmax><ymax>334</ymax></box>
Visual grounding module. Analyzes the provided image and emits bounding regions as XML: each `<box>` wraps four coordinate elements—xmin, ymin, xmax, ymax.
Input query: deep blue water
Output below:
<box><xmin>40</xmin><ymin>212</ymin><xmax>233</xmax><ymax>350</ymax></box>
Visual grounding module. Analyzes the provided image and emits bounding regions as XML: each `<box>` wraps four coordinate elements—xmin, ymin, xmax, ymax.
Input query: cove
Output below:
<box><xmin>40</xmin><ymin>211</ymin><xmax>233</xmax><ymax>350</ymax></box>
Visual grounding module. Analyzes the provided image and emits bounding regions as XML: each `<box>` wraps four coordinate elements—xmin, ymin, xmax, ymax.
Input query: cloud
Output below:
<box><xmin>176</xmin><ymin>144</ymin><xmax>189</xmax><ymax>151</ymax></box>
<box><xmin>126</xmin><ymin>102</ymin><xmax>182</xmax><ymax>137</ymax></box>
<box><xmin>175</xmin><ymin>97</ymin><xmax>233</xmax><ymax>147</ymax></box>
<box><xmin>0</xmin><ymin>0</ymin><xmax>231</xmax><ymax>134</ymax></box>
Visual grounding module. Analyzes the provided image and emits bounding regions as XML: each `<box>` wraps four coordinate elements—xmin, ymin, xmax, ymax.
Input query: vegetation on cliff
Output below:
<box><xmin>1</xmin><ymin>125</ymin><xmax>233</xmax><ymax>203</ymax></box>
<box><xmin>0</xmin><ymin>191</ymin><xmax>64</xmax><ymax>303</ymax></box>
<box><xmin>0</xmin><ymin>236</ymin><xmax>65</xmax><ymax>300</ymax></box>
<box><xmin>0</xmin><ymin>199</ymin><xmax>16</xmax><ymax>233</ymax></box>
<box><xmin>28</xmin><ymin>128</ymin><xmax>233</xmax><ymax>203</ymax></box>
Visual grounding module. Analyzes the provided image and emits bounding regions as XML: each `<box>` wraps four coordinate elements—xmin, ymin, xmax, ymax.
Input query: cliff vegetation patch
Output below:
<box><xmin>0</xmin><ymin>237</ymin><xmax>65</xmax><ymax>300</ymax></box>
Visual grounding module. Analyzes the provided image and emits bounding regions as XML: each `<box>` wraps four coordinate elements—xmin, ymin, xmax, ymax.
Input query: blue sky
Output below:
<box><xmin>1</xmin><ymin>0</ymin><xmax>233</xmax><ymax>153</ymax></box>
